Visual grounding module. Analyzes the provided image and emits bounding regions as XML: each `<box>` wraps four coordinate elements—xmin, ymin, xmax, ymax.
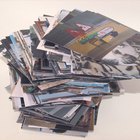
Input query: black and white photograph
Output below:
<box><xmin>102</xmin><ymin>33</ymin><xmax>140</xmax><ymax>65</ymax></box>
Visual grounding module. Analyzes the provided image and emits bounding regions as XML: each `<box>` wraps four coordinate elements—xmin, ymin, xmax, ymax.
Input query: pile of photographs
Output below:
<box><xmin>0</xmin><ymin>9</ymin><xmax>140</xmax><ymax>137</ymax></box>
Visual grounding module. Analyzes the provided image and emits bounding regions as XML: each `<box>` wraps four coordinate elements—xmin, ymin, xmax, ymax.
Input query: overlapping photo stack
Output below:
<box><xmin>0</xmin><ymin>9</ymin><xmax>140</xmax><ymax>137</ymax></box>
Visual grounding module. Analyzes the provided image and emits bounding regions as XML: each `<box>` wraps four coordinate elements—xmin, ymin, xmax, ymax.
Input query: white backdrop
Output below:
<box><xmin>0</xmin><ymin>0</ymin><xmax>140</xmax><ymax>140</ymax></box>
